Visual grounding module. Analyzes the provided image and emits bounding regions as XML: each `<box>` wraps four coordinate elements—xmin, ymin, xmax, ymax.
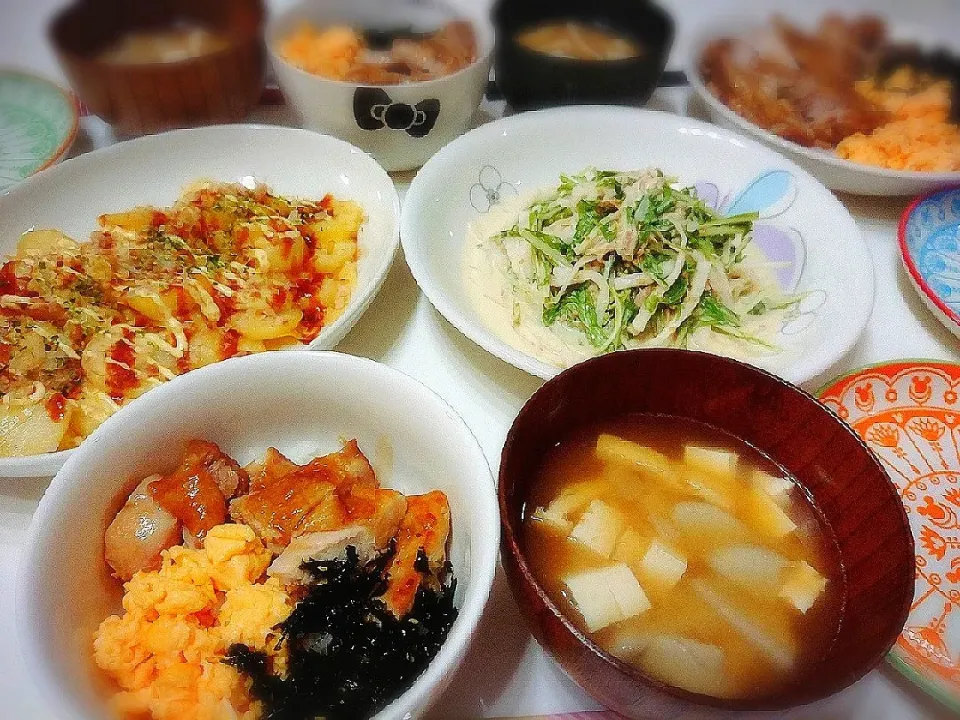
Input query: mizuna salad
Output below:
<box><xmin>464</xmin><ymin>168</ymin><xmax>797</xmax><ymax>369</ymax></box>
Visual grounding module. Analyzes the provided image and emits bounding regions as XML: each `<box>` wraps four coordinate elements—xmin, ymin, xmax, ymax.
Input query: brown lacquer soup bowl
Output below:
<box><xmin>498</xmin><ymin>349</ymin><xmax>914</xmax><ymax>718</ymax></box>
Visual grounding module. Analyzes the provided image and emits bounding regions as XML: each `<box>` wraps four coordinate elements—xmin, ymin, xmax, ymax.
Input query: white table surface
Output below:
<box><xmin>2</xmin><ymin>0</ymin><xmax>960</xmax><ymax>718</ymax></box>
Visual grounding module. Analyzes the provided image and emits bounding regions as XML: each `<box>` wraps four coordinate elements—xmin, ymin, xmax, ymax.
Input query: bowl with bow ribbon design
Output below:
<box><xmin>267</xmin><ymin>0</ymin><xmax>493</xmax><ymax>172</ymax></box>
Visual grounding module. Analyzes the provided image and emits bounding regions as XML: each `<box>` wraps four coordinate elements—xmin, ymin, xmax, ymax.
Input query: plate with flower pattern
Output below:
<box><xmin>819</xmin><ymin>360</ymin><xmax>960</xmax><ymax>712</ymax></box>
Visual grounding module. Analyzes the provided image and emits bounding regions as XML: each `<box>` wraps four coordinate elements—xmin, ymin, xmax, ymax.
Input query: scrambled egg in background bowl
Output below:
<box><xmin>93</xmin><ymin>524</ymin><xmax>292</xmax><ymax>720</ymax></box>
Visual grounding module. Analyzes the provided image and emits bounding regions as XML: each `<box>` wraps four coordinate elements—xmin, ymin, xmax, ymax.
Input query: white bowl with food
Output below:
<box><xmin>18</xmin><ymin>350</ymin><xmax>498</xmax><ymax>720</ymax></box>
<box><xmin>267</xmin><ymin>0</ymin><xmax>494</xmax><ymax>172</ymax></box>
<box><xmin>401</xmin><ymin>106</ymin><xmax>874</xmax><ymax>385</ymax></box>
<box><xmin>685</xmin><ymin>13</ymin><xmax>960</xmax><ymax>196</ymax></box>
<box><xmin>0</xmin><ymin>124</ymin><xmax>399</xmax><ymax>478</ymax></box>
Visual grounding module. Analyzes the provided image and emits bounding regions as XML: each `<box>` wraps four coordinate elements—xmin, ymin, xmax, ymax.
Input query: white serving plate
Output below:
<box><xmin>0</xmin><ymin>124</ymin><xmax>400</xmax><ymax>478</ymax></box>
<box><xmin>402</xmin><ymin>106</ymin><xmax>874</xmax><ymax>385</ymax></box>
<box><xmin>18</xmin><ymin>351</ymin><xmax>499</xmax><ymax>720</ymax></box>
<box><xmin>684</xmin><ymin>16</ymin><xmax>960</xmax><ymax>196</ymax></box>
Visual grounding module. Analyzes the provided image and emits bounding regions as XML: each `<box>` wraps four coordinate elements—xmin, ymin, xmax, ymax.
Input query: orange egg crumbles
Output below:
<box><xmin>836</xmin><ymin>67</ymin><xmax>960</xmax><ymax>171</ymax></box>
<box><xmin>93</xmin><ymin>524</ymin><xmax>293</xmax><ymax>720</ymax></box>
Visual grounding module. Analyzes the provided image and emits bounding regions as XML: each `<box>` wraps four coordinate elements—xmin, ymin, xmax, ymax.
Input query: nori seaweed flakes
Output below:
<box><xmin>225</xmin><ymin>544</ymin><xmax>458</xmax><ymax>720</ymax></box>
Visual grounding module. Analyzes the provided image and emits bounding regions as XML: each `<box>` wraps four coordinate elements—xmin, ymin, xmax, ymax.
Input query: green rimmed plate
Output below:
<box><xmin>0</xmin><ymin>69</ymin><xmax>79</xmax><ymax>193</ymax></box>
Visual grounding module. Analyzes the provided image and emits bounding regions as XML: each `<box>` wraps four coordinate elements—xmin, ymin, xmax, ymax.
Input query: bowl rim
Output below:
<box><xmin>498</xmin><ymin>347</ymin><xmax>914</xmax><ymax>712</ymax></box>
<box><xmin>897</xmin><ymin>185</ymin><xmax>960</xmax><ymax>330</ymax></box>
<box><xmin>0</xmin><ymin>123</ymin><xmax>401</xmax><ymax>477</ymax></box>
<box><xmin>48</xmin><ymin>0</ymin><xmax>266</xmax><ymax>70</ymax></box>
<box><xmin>16</xmin><ymin>350</ymin><xmax>501</xmax><ymax>720</ymax></box>
<box><xmin>264</xmin><ymin>0</ymin><xmax>494</xmax><ymax>91</ymax></box>
<box><xmin>401</xmin><ymin>104</ymin><xmax>876</xmax><ymax>386</ymax></box>
<box><xmin>684</xmin><ymin>18</ymin><xmax>960</xmax><ymax>183</ymax></box>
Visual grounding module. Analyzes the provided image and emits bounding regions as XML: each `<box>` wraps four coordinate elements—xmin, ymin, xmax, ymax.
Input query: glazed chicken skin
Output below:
<box><xmin>103</xmin><ymin>440</ymin><xmax>249</xmax><ymax>581</ymax></box>
<box><xmin>701</xmin><ymin>14</ymin><xmax>891</xmax><ymax>148</ymax></box>
<box><xmin>105</xmin><ymin>439</ymin><xmax>453</xmax><ymax>620</ymax></box>
<box><xmin>381</xmin><ymin>490</ymin><xmax>452</xmax><ymax>618</ymax></box>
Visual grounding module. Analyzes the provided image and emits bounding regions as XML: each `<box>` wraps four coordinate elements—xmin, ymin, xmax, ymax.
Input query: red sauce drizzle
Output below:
<box><xmin>45</xmin><ymin>393</ymin><xmax>67</xmax><ymax>422</ymax></box>
<box><xmin>221</xmin><ymin>329</ymin><xmax>240</xmax><ymax>359</ymax></box>
<box><xmin>105</xmin><ymin>330</ymin><xmax>138</xmax><ymax>401</ymax></box>
<box><xmin>0</xmin><ymin>261</ymin><xmax>20</xmax><ymax>296</ymax></box>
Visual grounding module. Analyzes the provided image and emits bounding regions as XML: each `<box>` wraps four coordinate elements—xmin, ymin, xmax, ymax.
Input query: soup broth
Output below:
<box><xmin>522</xmin><ymin>414</ymin><xmax>844</xmax><ymax>701</ymax></box>
<box><xmin>516</xmin><ymin>21</ymin><xmax>642</xmax><ymax>61</ymax></box>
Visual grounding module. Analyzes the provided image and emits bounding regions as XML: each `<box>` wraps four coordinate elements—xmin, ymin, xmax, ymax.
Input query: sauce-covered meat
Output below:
<box><xmin>700</xmin><ymin>15</ymin><xmax>890</xmax><ymax>148</ymax></box>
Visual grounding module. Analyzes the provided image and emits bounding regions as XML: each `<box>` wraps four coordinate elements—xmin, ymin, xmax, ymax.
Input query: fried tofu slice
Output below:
<box><xmin>381</xmin><ymin>490</ymin><xmax>451</xmax><ymax>618</ymax></box>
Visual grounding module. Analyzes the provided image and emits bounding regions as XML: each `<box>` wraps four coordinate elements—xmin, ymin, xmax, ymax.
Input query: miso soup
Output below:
<box><xmin>522</xmin><ymin>414</ymin><xmax>844</xmax><ymax>701</ymax></box>
<box><xmin>516</xmin><ymin>21</ymin><xmax>643</xmax><ymax>61</ymax></box>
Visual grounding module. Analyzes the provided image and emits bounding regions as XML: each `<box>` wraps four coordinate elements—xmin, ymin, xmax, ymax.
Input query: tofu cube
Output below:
<box><xmin>683</xmin><ymin>445</ymin><xmax>738</xmax><ymax>478</ymax></box>
<box><xmin>570</xmin><ymin>500</ymin><xmax>624</xmax><ymax>557</ymax></box>
<box><xmin>563</xmin><ymin>563</ymin><xmax>651</xmax><ymax>632</ymax></box>
<box><xmin>779</xmin><ymin>561</ymin><xmax>827</xmax><ymax>613</ymax></box>
<box><xmin>639</xmin><ymin>540</ymin><xmax>687</xmax><ymax>592</ymax></box>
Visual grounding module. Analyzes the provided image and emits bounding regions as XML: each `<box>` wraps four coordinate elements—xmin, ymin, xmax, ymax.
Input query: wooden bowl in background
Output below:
<box><xmin>49</xmin><ymin>0</ymin><xmax>265</xmax><ymax>136</ymax></box>
<box><xmin>499</xmin><ymin>348</ymin><xmax>915</xmax><ymax>718</ymax></box>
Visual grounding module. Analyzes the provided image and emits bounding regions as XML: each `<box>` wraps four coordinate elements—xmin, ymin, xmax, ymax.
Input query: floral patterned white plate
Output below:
<box><xmin>819</xmin><ymin>360</ymin><xmax>960</xmax><ymax>713</ymax></box>
<box><xmin>400</xmin><ymin>106</ymin><xmax>875</xmax><ymax>384</ymax></box>
<box><xmin>0</xmin><ymin>69</ymin><xmax>78</xmax><ymax>193</ymax></box>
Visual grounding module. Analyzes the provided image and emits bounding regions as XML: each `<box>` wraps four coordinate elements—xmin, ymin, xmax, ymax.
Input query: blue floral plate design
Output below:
<box><xmin>900</xmin><ymin>187</ymin><xmax>960</xmax><ymax>338</ymax></box>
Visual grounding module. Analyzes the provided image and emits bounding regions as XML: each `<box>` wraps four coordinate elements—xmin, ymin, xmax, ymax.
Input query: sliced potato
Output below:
<box><xmin>16</xmin><ymin>228</ymin><xmax>79</xmax><ymax>257</ymax></box>
<box><xmin>672</xmin><ymin>501</ymin><xmax>748</xmax><ymax>546</ymax></box>
<box><xmin>570</xmin><ymin>500</ymin><xmax>623</xmax><ymax>557</ymax></box>
<box><xmin>640</xmin><ymin>636</ymin><xmax>730</xmax><ymax>698</ymax></box>
<box><xmin>708</xmin><ymin>545</ymin><xmax>786</xmax><ymax>591</ymax></box>
<box><xmin>638</xmin><ymin>540</ymin><xmax>687</xmax><ymax>593</ymax></box>
<box><xmin>690</xmin><ymin>579</ymin><xmax>795</xmax><ymax>670</ymax></box>
<box><xmin>0</xmin><ymin>403</ymin><xmax>70</xmax><ymax>456</ymax></box>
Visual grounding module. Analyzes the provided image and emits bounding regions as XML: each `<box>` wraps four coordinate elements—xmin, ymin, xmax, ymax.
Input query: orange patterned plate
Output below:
<box><xmin>819</xmin><ymin>360</ymin><xmax>960</xmax><ymax>711</ymax></box>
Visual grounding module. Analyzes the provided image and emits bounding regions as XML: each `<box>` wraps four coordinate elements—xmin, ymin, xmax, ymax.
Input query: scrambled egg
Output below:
<box><xmin>93</xmin><ymin>524</ymin><xmax>292</xmax><ymax>720</ymax></box>
<box><xmin>837</xmin><ymin>68</ymin><xmax>960</xmax><ymax>171</ymax></box>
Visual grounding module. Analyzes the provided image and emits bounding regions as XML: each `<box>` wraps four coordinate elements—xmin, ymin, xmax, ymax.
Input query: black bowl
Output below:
<box><xmin>492</xmin><ymin>0</ymin><xmax>674</xmax><ymax>110</ymax></box>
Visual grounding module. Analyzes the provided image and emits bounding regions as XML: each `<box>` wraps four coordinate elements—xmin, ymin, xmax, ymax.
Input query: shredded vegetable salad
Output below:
<box><xmin>470</xmin><ymin>168</ymin><xmax>796</xmax><ymax>365</ymax></box>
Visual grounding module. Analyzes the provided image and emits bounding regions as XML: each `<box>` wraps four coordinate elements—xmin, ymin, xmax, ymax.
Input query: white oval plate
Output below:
<box><xmin>18</xmin><ymin>351</ymin><xmax>498</xmax><ymax>720</ymax></box>
<box><xmin>402</xmin><ymin>106</ymin><xmax>874</xmax><ymax>385</ymax></box>
<box><xmin>685</xmin><ymin>16</ymin><xmax>960</xmax><ymax>197</ymax></box>
<box><xmin>0</xmin><ymin>125</ymin><xmax>400</xmax><ymax>477</ymax></box>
